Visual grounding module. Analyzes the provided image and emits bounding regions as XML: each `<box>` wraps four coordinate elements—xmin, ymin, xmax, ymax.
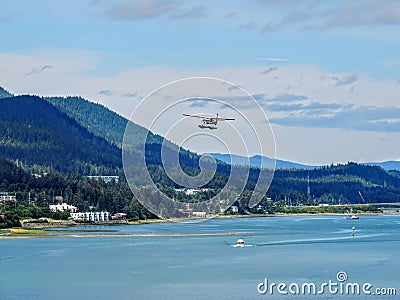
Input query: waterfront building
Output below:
<box><xmin>49</xmin><ymin>203</ymin><xmax>78</xmax><ymax>212</ymax></box>
<box><xmin>70</xmin><ymin>211</ymin><xmax>110</xmax><ymax>221</ymax></box>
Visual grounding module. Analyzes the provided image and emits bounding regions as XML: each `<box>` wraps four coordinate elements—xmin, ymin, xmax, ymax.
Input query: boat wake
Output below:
<box><xmin>252</xmin><ymin>233</ymin><xmax>389</xmax><ymax>247</ymax></box>
<box><xmin>231</xmin><ymin>244</ymin><xmax>253</xmax><ymax>248</ymax></box>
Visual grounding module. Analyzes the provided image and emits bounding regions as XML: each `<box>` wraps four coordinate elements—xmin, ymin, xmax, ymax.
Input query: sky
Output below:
<box><xmin>1</xmin><ymin>0</ymin><xmax>400</xmax><ymax>165</ymax></box>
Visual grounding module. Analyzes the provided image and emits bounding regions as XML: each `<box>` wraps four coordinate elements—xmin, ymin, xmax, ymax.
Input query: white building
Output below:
<box><xmin>86</xmin><ymin>176</ymin><xmax>119</xmax><ymax>183</ymax></box>
<box><xmin>49</xmin><ymin>203</ymin><xmax>78</xmax><ymax>212</ymax></box>
<box><xmin>0</xmin><ymin>192</ymin><xmax>16</xmax><ymax>203</ymax></box>
<box><xmin>174</xmin><ymin>188</ymin><xmax>211</xmax><ymax>196</ymax></box>
<box><xmin>70</xmin><ymin>211</ymin><xmax>110</xmax><ymax>221</ymax></box>
<box><xmin>192</xmin><ymin>211</ymin><xmax>207</xmax><ymax>218</ymax></box>
<box><xmin>231</xmin><ymin>205</ymin><xmax>239</xmax><ymax>213</ymax></box>
<box><xmin>0</xmin><ymin>192</ymin><xmax>16</xmax><ymax>208</ymax></box>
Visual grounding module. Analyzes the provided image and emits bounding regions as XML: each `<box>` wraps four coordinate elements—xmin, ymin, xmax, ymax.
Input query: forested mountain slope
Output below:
<box><xmin>0</xmin><ymin>96</ymin><xmax>121</xmax><ymax>174</ymax></box>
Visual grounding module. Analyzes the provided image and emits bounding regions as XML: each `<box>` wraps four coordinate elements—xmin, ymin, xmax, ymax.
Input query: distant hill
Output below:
<box><xmin>206</xmin><ymin>153</ymin><xmax>400</xmax><ymax>171</ymax></box>
<box><xmin>0</xmin><ymin>95</ymin><xmax>121</xmax><ymax>174</ymax></box>
<box><xmin>364</xmin><ymin>161</ymin><xmax>400</xmax><ymax>171</ymax></box>
<box><xmin>0</xmin><ymin>87</ymin><xmax>13</xmax><ymax>99</ymax></box>
<box><xmin>206</xmin><ymin>153</ymin><xmax>316</xmax><ymax>169</ymax></box>
<box><xmin>270</xmin><ymin>162</ymin><xmax>400</xmax><ymax>204</ymax></box>
<box><xmin>388</xmin><ymin>170</ymin><xmax>400</xmax><ymax>178</ymax></box>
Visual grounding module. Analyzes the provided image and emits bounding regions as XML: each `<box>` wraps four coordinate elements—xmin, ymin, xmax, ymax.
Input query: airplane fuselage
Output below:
<box><xmin>199</xmin><ymin>118</ymin><xmax>218</xmax><ymax>129</ymax></box>
<box><xmin>199</xmin><ymin>124</ymin><xmax>218</xmax><ymax>129</ymax></box>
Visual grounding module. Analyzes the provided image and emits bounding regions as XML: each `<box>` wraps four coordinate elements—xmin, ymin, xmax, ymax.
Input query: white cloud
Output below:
<box><xmin>25</xmin><ymin>65</ymin><xmax>53</xmax><ymax>76</ymax></box>
<box><xmin>105</xmin><ymin>0</ymin><xmax>182</xmax><ymax>21</ymax></box>
<box><xmin>259</xmin><ymin>67</ymin><xmax>277</xmax><ymax>75</ymax></box>
<box><xmin>257</xmin><ymin>57</ymin><xmax>288</xmax><ymax>62</ymax></box>
<box><xmin>226</xmin><ymin>0</ymin><xmax>400</xmax><ymax>33</ymax></box>
<box><xmin>331</xmin><ymin>73</ymin><xmax>358</xmax><ymax>87</ymax></box>
<box><xmin>323</xmin><ymin>0</ymin><xmax>400</xmax><ymax>28</ymax></box>
<box><xmin>171</xmin><ymin>6</ymin><xmax>206</xmax><ymax>19</ymax></box>
<box><xmin>99</xmin><ymin>89</ymin><xmax>113</xmax><ymax>96</ymax></box>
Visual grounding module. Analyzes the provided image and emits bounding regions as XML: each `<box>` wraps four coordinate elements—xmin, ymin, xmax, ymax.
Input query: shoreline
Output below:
<box><xmin>1</xmin><ymin>211</ymin><xmax>398</xmax><ymax>239</ymax></box>
<box><xmin>0</xmin><ymin>228</ymin><xmax>254</xmax><ymax>239</ymax></box>
<box><xmin>16</xmin><ymin>210</ymin><xmax>400</xmax><ymax>228</ymax></box>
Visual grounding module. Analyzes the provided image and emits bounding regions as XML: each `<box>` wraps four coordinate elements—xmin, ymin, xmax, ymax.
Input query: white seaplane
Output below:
<box><xmin>182</xmin><ymin>113</ymin><xmax>235</xmax><ymax>130</ymax></box>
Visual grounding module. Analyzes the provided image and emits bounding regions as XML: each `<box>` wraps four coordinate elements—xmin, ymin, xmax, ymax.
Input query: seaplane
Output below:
<box><xmin>182</xmin><ymin>113</ymin><xmax>235</xmax><ymax>130</ymax></box>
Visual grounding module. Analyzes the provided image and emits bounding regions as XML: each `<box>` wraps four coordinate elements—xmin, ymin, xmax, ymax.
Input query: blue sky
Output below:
<box><xmin>1</xmin><ymin>0</ymin><xmax>400</xmax><ymax>164</ymax></box>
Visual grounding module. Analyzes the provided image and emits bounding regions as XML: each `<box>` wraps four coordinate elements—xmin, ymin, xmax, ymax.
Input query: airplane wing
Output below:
<box><xmin>182</xmin><ymin>113</ymin><xmax>207</xmax><ymax>119</ymax></box>
<box><xmin>216</xmin><ymin>117</ymin><xmax>235</xmax><ymax>121</ymax></box>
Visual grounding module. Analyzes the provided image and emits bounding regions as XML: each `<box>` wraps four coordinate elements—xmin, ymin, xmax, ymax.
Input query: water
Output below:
<box><xmin>1</xmin><ymin>215</ymin><xmax>399</xmax><ymax>299</ymax></box>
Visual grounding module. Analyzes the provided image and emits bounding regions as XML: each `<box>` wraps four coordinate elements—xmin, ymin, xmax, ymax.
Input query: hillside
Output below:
<box><xmin>0</xmin><ymin>91</ymin><xmax>213</xmax><ymax>176</ymax></box>
<box><xmin>45</xmin><ymin>95</ymin><xmax>212</xmax><ymax>169</ymax></box>
<box><xmin>0</xmin><ymin>95</ymin><xmax>121</xmax><ymax>174</ymax></box>
<box><xmin>0</xmin><ymin>87</ymin><xmax>13</xmax><ymax>99</ymax></box>
<box><xmin>0</xmin><ymin>157</ymin><xmax>153</xmax><ymax>217</ymax></box>
<box><xmin>0</xmin><ymin>158</ymin><xmax>29</xmax><ymax>185</ymax></box>
<box><xmin>207</xmin><ymin>153</ymin><xmax>316</xmax><ymax>169</ymax></box>
<box><xmin>269</xmin><ymin>162</ymin><xmax>400</xmax><ymax>204</ymax></box>
<box><xmin>46</xmin><ymin>96</ymin><xmax>166</xmax><ymax>149</ymax></box>
<box><xmin>207</xmin><ymin>153</ymin><xmax>400</xmax><ymax>171</ymax></box>
<box><xmin>365</xmin><ymin>161</ymin><xmax>400</xmax><ymax>171</ymax></box>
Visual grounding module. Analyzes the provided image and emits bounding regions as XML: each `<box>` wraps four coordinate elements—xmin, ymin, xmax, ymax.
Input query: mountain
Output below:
<box><xmin>207</xmin><ymin>153</ymin><xmax>400</xmax><ymax>171</ymax></box>
<box><xmin>0</xmin><ymin>87</ymin><xmax>13</xmax><ymax>99</ymax></box>
<box><xmin>363</xmin><ymin>161</ymin><xmax>400</xmax><ymax>171</ymax></box>
<box><xmin>0</xmin><ymin>92</ymin><xmax>207</xmax><ymax>177</ymax></box>
<box><xmin>45</xmin><ymin>96</ymin><xmax>200</xmax><ymax>163</ymax></box>
<box><xmin>206</xmin><ymin>153</ymin><xmax>316</xmax><ymax>169</ymax></box>
<box><xmin>45</xmin><ymin>96</ymin><xmax>164</xmax><ymax>148</ymax></box>
<box><xmin>1</xmin><ymin>88</ymin><xmax>400</xmax><ymax>206</ymax></box>
<box><xmin>0</xmin><ymin>95</ymin><xmax>121</xmax><ymax>174</ymax></box>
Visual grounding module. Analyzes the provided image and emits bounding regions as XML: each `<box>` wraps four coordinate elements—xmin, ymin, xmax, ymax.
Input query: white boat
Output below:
<box><xmin>344</xmin><ymin>208</ymin><xmax>359</xmax><ymax>220</ymax></box>
<box><xmin>235</xmin><ymin>238</ymin><xmax>245</xmax><ymax>247</ymax></box>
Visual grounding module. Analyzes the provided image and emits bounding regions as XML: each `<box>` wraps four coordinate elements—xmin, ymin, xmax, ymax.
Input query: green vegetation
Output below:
<box><xmin>0</xmin><ymin>91</ymin><xmax>399</xmax><ymax>228</ymax></box>
<box><xmin>267</xmin><ymin>162</ymin><xmax>400</xmax><ymax>205</ymax></box>
<box><xmin>3</xmin><ymin>228</ymin><xmax>48</xmax><ymax>236</ymax></box>
<box><xmin>388</xmin><ymin>170</ymin><xmax>400</xmax><ymax>178</ymax></box>
<box><xmin>278</xmin><ymin>204</ymin><xmax>381</xmax><ymax>215</ymax></box>
<box><xmin>0</xmin><ymin>204</ymin><xmax>71</xmax><ymax>228</ymax></box>
<box><xmin>46</xmin><ymin>96</ymin><xmax>175</xmax><ymax>150</ymax></box>
<box><xmin>0</xmin><ymin>212</ymin><xmax>20</xmax><ymax>228</ymax></box>
<box><xmin>0</xmin><ymin>157</ymin><xmax>155</xmax><ymax>227</ymax></box>
<box><xmin>0</xmin><ymin>96</ymin><xmax>121</xmax><ymax>174</ymax></box>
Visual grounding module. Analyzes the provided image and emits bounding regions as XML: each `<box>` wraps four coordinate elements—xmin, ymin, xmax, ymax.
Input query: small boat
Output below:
<box><xmin>235</xmin><ymin>238</ymin><xmax>245</xmax><ymax>247</ymax></box>
<box><xmin>344</xmin><ymin>209</ymin><xmax>359</xmax><ymax>220</ymax></box>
